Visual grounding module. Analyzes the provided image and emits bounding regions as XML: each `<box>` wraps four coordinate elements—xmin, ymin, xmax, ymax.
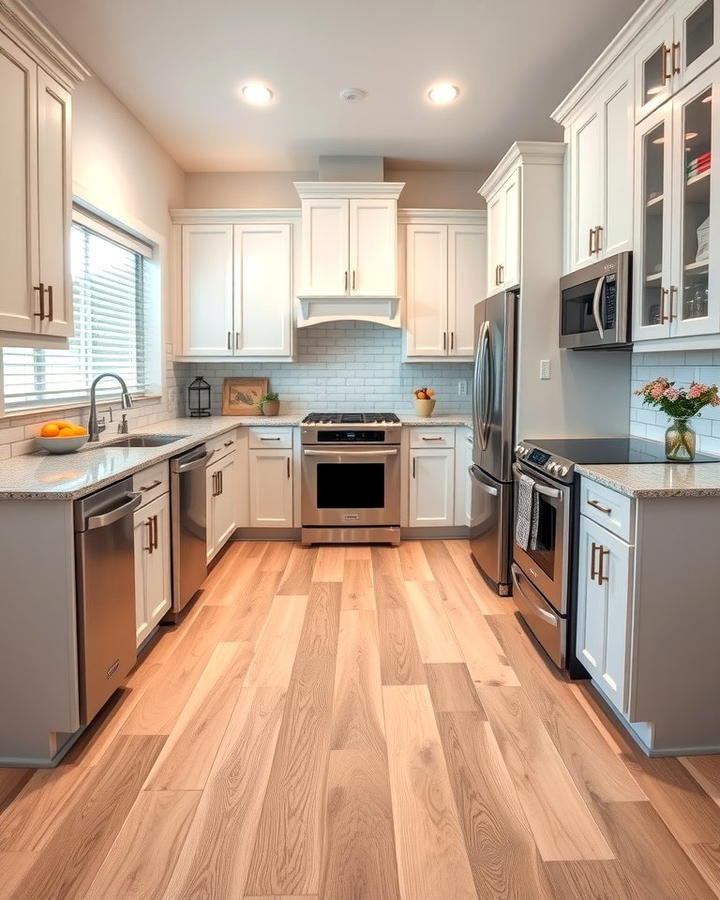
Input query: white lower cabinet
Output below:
<box><xmin>249</xmin><ymin>448</ymin><xmax>293</xmax><ymax>527</ymax></box>
<box><xmin>133</xmin><ymin>492</ymin><xmax>171</xmax><ymax>648</ymax></box>
<box><xmin>454</xmin><ymin>427</ymin><xmax>473</xmax><ymax>527</ymax></box>
<box><xmin>207</xmin><ymin>450</ymin><xmax>240</xmax><ymax>561</ymax></box>
<box><xmin>408</xmin><ymin>447</ymin><xmax>454</xmax><ymax>527</ymax></box>
<box><xmin>575</xmin><ymin>512</ymin><xmax>633</xmax><ymax>713</ymax></box>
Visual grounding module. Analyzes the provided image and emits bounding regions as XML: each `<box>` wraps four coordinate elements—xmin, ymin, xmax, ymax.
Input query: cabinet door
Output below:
<box><xmin>36</xmin><ymin>70</ymin><xmax>72</xmax><ymax>338</ymax></box>
<box><xmin>133</xmin><ymin>506</ymin><xmax>152</xmax><ymax>646</ymax></box>
<box><xmin>143</xmin><ymin>493</ymin><xmax>172</xmax><ymax>634</ymax></box>
<box><xmin>632</xmin><ymin>102</ymin><xmax>674</xmax><ymax>341</ymax></box>
<box><xmin>0</xmin><ymin>34</ymin><xmax>38</xmax><ymax>335</ymax></box>
<box><xmin>576</xmin><ymin>515</ymin><xmax>633</xmax><ymax>713</ymax></box>
<box><xmin>348</xmin><ymin>199</ymin><xmax>397</xmax><ymax>296</ymax></box>
<box><xmin>486</xmin><ymin>189</ymin><xmax>505</xmax><ymax>291</ymax></box>
<box><xmin>206</xmin><ymin>460</ymin><xmax>219</xmax><ymax>560</ymax></box>
<box><xmin>182</xmin><ymin>224</ymin><xmax>234</xmax><ymax>356</ymax></box>
<box><xmin>501</xmin><ymin>170</ymin><xmax>520</xmax><ymax>287</ymax></box>
<box><xmin>448</xmin><ymin>224</ymin><xmax>486</xmax><ymax>356</ymax></box>
<box><xmin>300</xmin><ymin>198</ymin><xmax>349</xmax><ymax>296</ymax></box>
<box><xmin>249</xmin><ymin>448</ymin><xmax>293</xmax><ymax>527</ymax></box>
<box><xmin>634</xmin><ymin>14</ymin><xmax>676</xmax><ymax>122</ymax></box>
<box><xmin>405</xmin><ymin>223</ymin><xmax>448</xmax><ymax>356</ymax></box>
<box><xmin>409</xmin><ymin>448</ymin><xmax>454</xmax><ymax>527</ymax></box>
<box><xmin>233</xmin><ymin>222</ymin><xmax>291</xmax><ymax>355</ymax></box>
<box><xmin>675</xmin><ymin>0</ymin><xmax>719</xmax><ymax>88</ymax></box>
<box><xmin>454</xmin><ymin>429</ymin><xmax>473</xmax><ymax>527</ymax></box>
<box><xmin>670</xmin><ymin>67</ymin><xmax>717</xmax><ymax>336</ymax></box>
<box><xmin>214</xmin><ymin>452</ymin><xmax>239</xmax><ymax>552</ymax></box>
<box><xmin>602</xmin><ymin>67</ymin><xmax>634</xmax><ymax>258</ymax></box>
<box><xmin>570</xmin><ymin>107</ymin><xmax>603</xmax><ymax>269</ymax></box>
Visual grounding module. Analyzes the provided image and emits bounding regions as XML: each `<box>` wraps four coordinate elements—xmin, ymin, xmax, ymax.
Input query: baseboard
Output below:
<box><xmin>401</xmin><ymin>526</ymin><xmax>470</xmax><ymax>539</ymax></box>
<box><xmin>232</xmin><ymin>528</ymin><xmax>301</xmax><ymax>541</ymax></box>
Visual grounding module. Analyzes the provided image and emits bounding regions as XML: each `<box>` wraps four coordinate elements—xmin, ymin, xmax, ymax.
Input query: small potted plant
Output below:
<box><xmin>635</xmin><ymin>377</ymin><xmax>720</xmax><ymax>460</ymax></box>
<box><xmin>259</xmin><ymin>391</ymin><xmax>280</xmax><ymax>417</ymax></box>
<box><xmin>413</xmin><ymin>386</ymin><xmax>436</xmax><ymax>418</ymax></box>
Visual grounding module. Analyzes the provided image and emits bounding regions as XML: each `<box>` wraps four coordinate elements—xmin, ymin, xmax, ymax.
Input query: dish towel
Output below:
<box><xmin>515</xmin><ymin>473</ymin><xmax>539</xmax><ymax>551</ymax></box>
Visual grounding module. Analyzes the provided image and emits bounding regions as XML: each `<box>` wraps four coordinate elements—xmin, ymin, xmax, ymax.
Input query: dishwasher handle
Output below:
<box><xmin>86</xmin><ymin>492</ymin><xmax>142</xmax><ymax>530</ymax></box>
<box><xmin>172</xmin><ymin>449</ymin><xmax>214</xmax><ymax>474</ymax></box>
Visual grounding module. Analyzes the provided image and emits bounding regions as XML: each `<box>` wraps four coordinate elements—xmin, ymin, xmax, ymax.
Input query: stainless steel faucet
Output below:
<box><xmin>88</xmin><ymin>373</ymin><xmax>134</xmax><ymax>441</ymax></box>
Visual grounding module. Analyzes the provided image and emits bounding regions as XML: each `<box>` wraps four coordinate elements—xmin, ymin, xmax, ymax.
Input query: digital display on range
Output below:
<box><xmin>528</xmin><ymin>449</ymin><xmax>551</xmax><ymax>465</ymax></box>
<box><xmin>317</xmin><ymin>430</ymin><xmax>385</xmax><ymax>442</ymax></box>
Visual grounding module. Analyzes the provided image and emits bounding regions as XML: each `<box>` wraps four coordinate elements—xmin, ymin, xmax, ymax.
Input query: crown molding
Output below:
<box><xmin>398</xmin><ymin>208</ymin><xmax>487</xmax><ymax>224</ymax></box>
<box><xmin>294</xmin><ymin>181</ymin><xmax>405</xmax><ymax>200</ymax></box>
<box><xmin>170</xmin><ymin>208</ymin><xmax>301</xmax><ymax>224</ymax></box>
<box><xmin>0</xmin><ymin>0</ymin><xmax>90</xmax><ymax>88</ymax></box>
<box><xmin>478</xmin><ymin>142</ymin><xmax>565</xmax><ymax>200</ymax></box>
<box><xmin>551</xmin><ymin>0</ymin><xmax>668</xmax><ymax>124</ymax></box>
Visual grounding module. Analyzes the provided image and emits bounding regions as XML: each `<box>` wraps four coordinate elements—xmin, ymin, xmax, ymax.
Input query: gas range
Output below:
<box><xmin>301</xmin><ymin>412</ymin><xmax>401</xmax><ymax>447</ymax></box>
<box><xmin>302</xmin><ymin>412</ymin><xmax>400</xmax><ymax>426</ymax></box>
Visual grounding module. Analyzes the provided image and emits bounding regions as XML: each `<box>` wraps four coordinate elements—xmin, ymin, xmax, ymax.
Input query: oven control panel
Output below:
<box><xmin>515</xmin><ymin>443</ymin><xmax>572</xmax><ymax>483</ymax></box>
<box><xmin>317</xmin><ymin>430</ymin><xmax>386</xmax><ymax>442</ymax></box>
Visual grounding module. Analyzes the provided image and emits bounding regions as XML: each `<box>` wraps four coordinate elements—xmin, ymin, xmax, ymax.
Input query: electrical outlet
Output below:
<box><xmin>458</xmin><ymin>380</ymin><xmax>468</xmax><ymax>396</ymax></box>
<box><xmin>540</xmin><ymin>360</ymin><xmax>551</xmax><ymax>380</ymax></box>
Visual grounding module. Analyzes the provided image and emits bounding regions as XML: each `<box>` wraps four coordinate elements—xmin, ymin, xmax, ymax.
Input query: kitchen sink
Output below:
<box><xmin>101</xmin><ymin>434</ymin><xmax>189</xmax><ymax>448</ymax></box>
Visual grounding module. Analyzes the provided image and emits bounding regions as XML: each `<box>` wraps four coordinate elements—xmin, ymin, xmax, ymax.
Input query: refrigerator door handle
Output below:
<box><xmin>468</xmin><ymin>466</ymin><xmax>498</xmax><ymax>495</ymax></box>
<box><xmin>480</xmin><ymin>322</ymin><xmax>493</xmax><ymax>449</ymax></box>
<box><xmin>475</xmin><ymin>321</ymin><xmax>491</xmax><ymax>450</ymax></box>
<box><xmin>472</xmin><ymin>320</ymin><xmax>485</xmax><ymax>449</ymax></box>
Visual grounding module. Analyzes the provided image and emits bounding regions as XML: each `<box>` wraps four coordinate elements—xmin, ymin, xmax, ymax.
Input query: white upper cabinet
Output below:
<box><xmin>348</xmin><ymin>198</ymin><xmax>397</xmax><ymax>296</ymax></box>
<box><xmin>300</xmin><ymin>198</ymin><xmax>349</xmax><ymax>296</ymax></box>
<box><xmin>567</xmin><ymin>63</ymin><xmax>634</xmax><ymax>270</ymax></box>
<box><xmin>403</xmin><ymin>212</ymin><xmax>487</xmax><ymax>359</ymax></box>
<box><xmin>233</xmin><ymin>222</ymin><xmax>292</xmax><ymax>355</ymax></box>
<box><xmin>0</xmin><ymin>13</ymin><xmax>84</xmax><ymax>344</ymax></box>
<box><xmin>181</xmin><ymin>224</ymin><xmax>234</xmax><ymax>356</ymax></box>
<box><xmin>635</xmin><ymin>12</ymin><xmax>678</xmax><ymax>121</ymax></box>
<box><xmin>176</xmin><ymin>213</ymin><xmax>295</xmax><ymax>359</ymax></box>
<box><xmin>486</xmin><ymin>170</ymin><xmax>520</xmax><ymax>291</ymax></box>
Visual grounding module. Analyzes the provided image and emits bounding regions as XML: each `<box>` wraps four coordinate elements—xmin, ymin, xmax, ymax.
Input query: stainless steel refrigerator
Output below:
<box><xmin>469</xmin><ymin>288</ymin><xmax>518</xmax><ymax>595</ymax></box>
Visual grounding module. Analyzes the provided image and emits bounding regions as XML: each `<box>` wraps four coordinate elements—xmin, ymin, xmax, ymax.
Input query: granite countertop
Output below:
<box><xmin>576</xmin><ymin>461</ymin><xmax>720</xmax><ymax>499</ymax></box>
<box><xmin>0</xmin><ymin>412</ymin><xmax>473</xmax><ymax>500</ymax></box>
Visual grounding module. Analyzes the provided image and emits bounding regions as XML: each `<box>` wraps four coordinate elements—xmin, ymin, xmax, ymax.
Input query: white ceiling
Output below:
<box><xmin>32</xmin><ymin>0</ymin><xmax>644</xmax><ymax>173</ymax></box>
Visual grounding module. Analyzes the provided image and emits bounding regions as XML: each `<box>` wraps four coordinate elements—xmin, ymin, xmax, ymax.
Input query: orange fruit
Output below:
<box><xmin>41</xmin><ymin>423</ymin><xmax>60</xmax><ymax>437</ymax></box>
<box><xmin>58</xmin><ymin>427</ymin><xmax>75</xmax><ymax>437</ymax></box>
<box><xmin>72</xmin><ymin>425</ymin><xmax>87</xmax><ymax>436</ymax></box>
<box><xmin>426</xmin><ymin>389</ymin><xmax>435</xmax><ymax>397</ymax></box>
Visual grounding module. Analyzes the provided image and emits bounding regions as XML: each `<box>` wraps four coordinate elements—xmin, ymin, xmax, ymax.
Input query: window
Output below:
<box><xmin>2</xmin><ymin>214</ymin><xmax>153</xmax><ymax>412</ymax></box>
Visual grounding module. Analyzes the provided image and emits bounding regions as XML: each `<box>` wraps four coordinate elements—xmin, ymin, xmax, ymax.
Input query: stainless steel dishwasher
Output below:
<box><xmin>168</xmin><ymin>444</ymin><xmax>213</xmax><ymax>618</ymax></box>
<box><xmin>74</xmin><ymin>478</ymin><xmax>142</xmax><ymax>724</ymax></box>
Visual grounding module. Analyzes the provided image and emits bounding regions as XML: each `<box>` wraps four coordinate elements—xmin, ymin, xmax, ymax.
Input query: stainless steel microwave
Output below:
<box><xmin>559</xmin><ymin>252</ymin><xmax>632</xmax><ymax>350</ymax></box>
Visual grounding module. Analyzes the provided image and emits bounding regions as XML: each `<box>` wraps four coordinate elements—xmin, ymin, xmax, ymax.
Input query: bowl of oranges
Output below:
<box><xmin>413</xmin><ymin>387</ymin><xmax>436</xmax><ymax>418</ymax></box>
<box><xmin>36</xmin><ymin>421</ymin><xmax>89</xmax><ymax>454</ymax></box>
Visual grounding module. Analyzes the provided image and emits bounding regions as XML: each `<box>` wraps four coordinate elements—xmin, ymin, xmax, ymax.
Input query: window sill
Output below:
<box><xmin>1</xmin><ymin>394</ymin><xmax>164</xmax><ymax>422</ymax></box>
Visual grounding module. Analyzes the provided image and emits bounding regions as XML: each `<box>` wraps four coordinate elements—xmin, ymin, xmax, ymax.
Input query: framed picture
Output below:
<box><xmin>221</xmin><ymin>377</ymin><xmax>269</xmax><ymax>416</ymax></box>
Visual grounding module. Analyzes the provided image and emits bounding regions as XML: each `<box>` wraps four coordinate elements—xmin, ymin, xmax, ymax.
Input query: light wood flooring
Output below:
<box><xmin>2</xmin><ymin>539</ymin><xmax>720</xmax><ymax>899</ymax></box>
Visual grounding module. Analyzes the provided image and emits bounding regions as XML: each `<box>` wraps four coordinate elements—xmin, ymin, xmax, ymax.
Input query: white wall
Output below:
<box><xmin>0</xmin><ymin>75</ymin><xmax>186</xmax><ymax>457</ymax></box>
<box><xmin>183</xmin><ymin>168</ymin><xmax>487</xmax><ymax>209</ymax></box>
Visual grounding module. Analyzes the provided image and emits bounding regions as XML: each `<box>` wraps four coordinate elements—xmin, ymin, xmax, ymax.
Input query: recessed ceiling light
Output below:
<box><xmin>241</xmin><ymin>83</ymin><xmax>274</xmax><ymax>105</ymax></box>
<box><xmin>427</xmin><ymin>83</ymin><xmax>459</xmax><ymax>105</ymax></box>
<box><xmin>340</xmin><ymin>88</ymin><xmax>367</xmax><ymax>102</ymax></box>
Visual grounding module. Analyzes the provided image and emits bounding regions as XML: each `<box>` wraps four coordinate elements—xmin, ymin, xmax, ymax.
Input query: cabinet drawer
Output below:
<box><xmin>248</xmin><ymin>426</ymin><xmax>293</xmax><ymax>449</ymax></box>
<box><xmin>409</xmin><ymin>427</ymin><xmax>455</xmax><ymax>449</ymax></box>
<box><xmin>207</xmin><ymin>428</ymin><xmax>239</xmax><ymax>460</ymax></box>
<box><xmin>133</xmin><ymin>461</ymin><xmax>169</xmax><ymax>508</ymax></box>
<box><xmin>580</xmin><ymin>477</ymin><xmax>634</xmax><ymax>542</ymax></box>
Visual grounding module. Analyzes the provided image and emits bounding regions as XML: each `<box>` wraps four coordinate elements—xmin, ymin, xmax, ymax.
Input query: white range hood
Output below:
<box><xmin>295</xmin><ymin>181</ymin><xmax>404</xmax><ymax>328</ymax></box>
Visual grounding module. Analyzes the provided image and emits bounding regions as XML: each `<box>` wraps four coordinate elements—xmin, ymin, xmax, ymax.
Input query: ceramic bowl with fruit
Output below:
<box><xmin>36</xmin><ymin>421</ymin><xmax>89</xmax><ymax>454</ymax></box>
<box><xmin>413</xmin><ymin>387</ymin><xmax>436</xmax><ymax>418</ymax></box>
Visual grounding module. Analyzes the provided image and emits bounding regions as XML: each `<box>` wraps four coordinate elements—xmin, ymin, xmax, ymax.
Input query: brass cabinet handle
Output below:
<box><xmin>352</xmin><ymin>269</ymin><xmax>357</xmax><ymax>291</ymax></box>
<box><xmin>590</xmin><ymin>541</ymin><xmax>599</xmax><ymax>581</ymax></box>
<box><xmin>587</xmin><ymin>498</ymin><xmax>612</xmax><ymax>515</ymax></box>
<box><xmin>46</xmin><ymin>284</ymin><xmax>54</xmax><ymax>322</ymax></box>
<box><xmin>227</xmin><ymin>331</ymin><xmax>231</xmax><ymax>351</ymax></box>
<box><xmin>33</xmin><ymin>282</ymin><xmax>46</xmax><ymax>320</ymax></box>
<box><xmin>659</xmin><ymin>286</ymin><xmax>669</xmax><ymax>323</ymax></box>
<box><xmin>662</xmin><ymin>44</ymin><xmax>672</xmax><ymax>82</ymax></box>
<box><xmin>224</xmin><ymin>439</ymin><xmax>234</xmax><ymax>448</ymax></box>
<box><xmin>287</xmin><ymin>456</ymin><xmax>291</xmax><ymax>479</ymax></box>
<box><xmin>589</xmin><ymin>227</ymin><xmax>596</xmax><ymax>255</ymax></box>
<box><xmin>219</xmin><ymin>469</ymin><xmax>223</xmax><ymax>495</ymax></box>
<box><xmin>669</xmin><ymin>285</ymin><xmax>678</xmax><ymax>321</ymax></box>
<box><xmin>595</xmin><ymin>225</ymin><xmax>603</xmax><ymax>255</ymax></box>
<box><xmin>152</xmin><ymin>514</ymin><xmax>159</xmax><ymax>551</ymax></box>
<box><xmin>672</xmin><ymin>41</ymin><xmax>680</xmax><ymax>74</ymax></box>
<box><xmin>146</xmin><ymin>517</ymin><xmax>153</xmax><ymax>553</ymax></box>
<box><xmin>421</xmin><ymin>435</ymin><xmax>444</xmax><ymax>441</ymax></box>
<box><xmin>598</xmin><ymin>545</ymin><xmax>609</xmax><ymax>585</ymax></box>
<box><xmin>344</xmin><ymin>270</ymin><xmax>348</xmax><ymax>292</ymax></box>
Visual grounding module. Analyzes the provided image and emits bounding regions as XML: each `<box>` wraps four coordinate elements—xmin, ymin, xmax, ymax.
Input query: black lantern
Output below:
<box><xmin>188</xmin><ymin>376</ymin><xmax>211</xmax><ymax>417</ymax></box>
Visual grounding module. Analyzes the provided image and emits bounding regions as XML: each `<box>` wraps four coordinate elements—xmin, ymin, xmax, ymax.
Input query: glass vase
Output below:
<box><xmin>665</xmin><ymin>417</ymin><xmax>696</xmax><ymax>461</ymax></box>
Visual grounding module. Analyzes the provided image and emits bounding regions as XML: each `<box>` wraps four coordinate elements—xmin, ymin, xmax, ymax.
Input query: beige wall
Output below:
<box><xmin>184</xmin><ymin>168</ymin><xmax>487</xmax><ymax>209</ymax></box>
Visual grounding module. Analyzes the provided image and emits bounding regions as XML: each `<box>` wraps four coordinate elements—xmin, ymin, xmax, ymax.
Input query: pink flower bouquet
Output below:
<box><xmin>635</xmin><ymin>377</ymin><xmax>720</xmax><ymax>419</ymax></box>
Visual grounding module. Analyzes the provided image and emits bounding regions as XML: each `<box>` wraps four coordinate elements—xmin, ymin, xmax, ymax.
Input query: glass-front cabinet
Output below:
<box><xmin>634</xmin><ymin>61</ymin><xmax>718</xmax><ymax>342</ymax></box>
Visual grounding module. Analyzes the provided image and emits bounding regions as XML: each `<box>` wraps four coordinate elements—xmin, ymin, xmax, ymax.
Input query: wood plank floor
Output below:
<box><xmin>1</xmin><ymin>539</ymin><xmax>719</xmax><ymax>899</ymax></box>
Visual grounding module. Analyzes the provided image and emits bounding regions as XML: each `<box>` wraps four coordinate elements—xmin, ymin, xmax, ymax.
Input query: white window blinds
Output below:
<box><xmin>2</xmin><ymin>218</ymin><xmax>151</xmax><ymax>412</ymax></box>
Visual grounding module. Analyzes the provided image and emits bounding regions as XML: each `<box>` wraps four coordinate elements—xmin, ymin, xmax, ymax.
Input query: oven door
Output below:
<box><xmin>302</xmin><ymin>444</ymin><xmax>400</xmax><ymax>527</ymax></box>
<box><xmin>512</xmin><ymin>461</ymin><xmax>570</xmax><ymax>615</ymax></box>
<box><xmin>559</xmin><ymin>252</ymin><xmax>631</xmax><ymax>349</ymax></box>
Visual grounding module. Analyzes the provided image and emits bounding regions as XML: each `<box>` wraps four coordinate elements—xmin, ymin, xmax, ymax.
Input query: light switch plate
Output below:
<box><xmin>458</xmin><ymin>380</ymin><xmax>468</xmax><ymax>395</ymax></box>
<box><xmin>540</xmin><ymin>360</ymin><xmax>551</xmax><ymax>380</ymax></box>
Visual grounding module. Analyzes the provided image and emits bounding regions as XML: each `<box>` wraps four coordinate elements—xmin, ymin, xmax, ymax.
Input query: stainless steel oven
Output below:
<box><xmin>559</xmin><ymin>251</ymin><xmax>632</xmax><ymax>350</ymax></box>
<box><xmin>301</xmin><ymin>413</ymin><xmax>401</xmax><ymax>545</ymax></box>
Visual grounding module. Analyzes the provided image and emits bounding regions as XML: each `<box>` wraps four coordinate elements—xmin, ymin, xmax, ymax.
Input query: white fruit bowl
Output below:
<box><xmin>36</xmin><ymin>435</ymin><xmax>89</xmax><ymax>454</ymax></box>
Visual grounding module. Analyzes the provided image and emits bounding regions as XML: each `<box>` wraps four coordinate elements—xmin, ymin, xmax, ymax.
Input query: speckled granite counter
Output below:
<box><xmin>0</xmin><ymin>412</ymin><xmax>473</xmax><ymax>500</ymax></box>
<box><xmin>576</xmin><ymin>461</ymin><xmax>720</xmax><ymax>499</ymax></box>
